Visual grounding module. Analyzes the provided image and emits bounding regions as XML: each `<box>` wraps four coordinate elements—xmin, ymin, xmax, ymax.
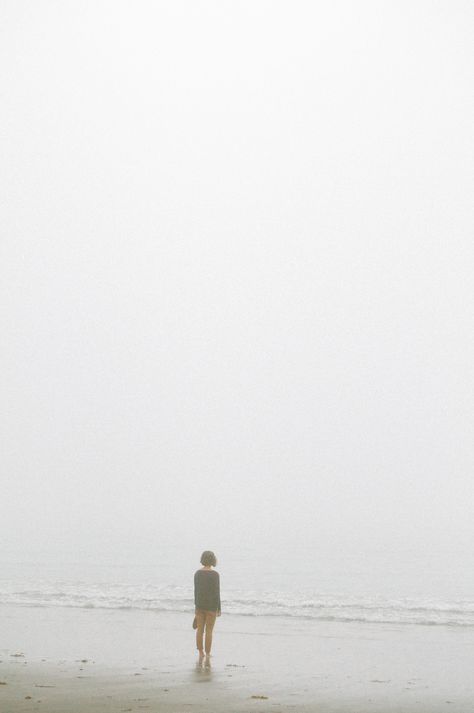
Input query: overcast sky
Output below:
<box><xmin>1</xmin><ymin>1</ymin><xmax>473</xmax><ymax>559</ymax></box>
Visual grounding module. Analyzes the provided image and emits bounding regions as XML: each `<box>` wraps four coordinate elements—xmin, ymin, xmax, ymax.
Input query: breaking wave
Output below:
<box><xmin>1</xmin><ymin>582</ymin><xmax>473</xmax><ymax>627</ymax></box>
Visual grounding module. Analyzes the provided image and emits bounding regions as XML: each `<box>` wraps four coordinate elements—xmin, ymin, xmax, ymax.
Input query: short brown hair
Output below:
<box><xmin>200</xmin><ymin>550</ymin><xmax>217</xmax><ymax>567</ymax></box>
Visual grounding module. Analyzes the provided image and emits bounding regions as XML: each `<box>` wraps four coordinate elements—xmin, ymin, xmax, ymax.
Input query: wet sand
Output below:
<box><xmin>1</xmin><ymin>604</ymin><xmax>473</xmax><ymax>712</ymax></box>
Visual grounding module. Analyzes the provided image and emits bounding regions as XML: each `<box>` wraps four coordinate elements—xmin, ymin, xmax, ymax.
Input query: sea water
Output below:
<box><xmin>1</xmin><ymin>541</ymin><xmax>473</xmax><ymax>628</ymax></box>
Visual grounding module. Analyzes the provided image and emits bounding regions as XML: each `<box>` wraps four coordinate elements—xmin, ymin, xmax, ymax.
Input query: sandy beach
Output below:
<box><xmin>1</xmin><ymin>604</ymin><xmax>473</xmax><ymax>712</ymax></box>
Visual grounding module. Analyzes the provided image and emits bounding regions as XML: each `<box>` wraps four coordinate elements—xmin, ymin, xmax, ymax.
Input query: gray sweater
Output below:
<box><xmin>194</xmin><ymin>569</ymin><xmax>221</xmax><ymax>613</ymax></box>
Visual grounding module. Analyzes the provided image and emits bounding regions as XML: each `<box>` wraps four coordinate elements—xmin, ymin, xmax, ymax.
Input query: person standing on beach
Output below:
<box><xmin>194</xmin><ymin>550</ymin><xmax>221</xmax><ymax>661</ymax></box>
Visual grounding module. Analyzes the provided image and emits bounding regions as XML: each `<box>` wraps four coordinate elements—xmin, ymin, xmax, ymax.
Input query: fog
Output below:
<box><xmin>1</xmin><ymin>1</ymin><xmax>472</xmax><ymax>561</ymax></box>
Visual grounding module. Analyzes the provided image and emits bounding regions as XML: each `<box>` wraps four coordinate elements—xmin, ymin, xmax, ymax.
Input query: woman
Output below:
<box><xmin>194</xmin><ymin>550</ymin><xmax>221</xmax><ymax>660</ymax></box>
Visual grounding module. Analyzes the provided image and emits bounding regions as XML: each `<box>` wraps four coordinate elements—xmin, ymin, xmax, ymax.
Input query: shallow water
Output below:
<box><xmin>1</xmin><ymin>542</ymin><xmax>473</xmax><ymax>627</ymax></box>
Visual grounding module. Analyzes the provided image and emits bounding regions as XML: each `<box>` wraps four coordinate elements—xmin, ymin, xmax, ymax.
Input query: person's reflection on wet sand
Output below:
<box><xmin>194</xmin><ymin>652</ymin><xmax>212</xmax><ymax>679</ymax></box>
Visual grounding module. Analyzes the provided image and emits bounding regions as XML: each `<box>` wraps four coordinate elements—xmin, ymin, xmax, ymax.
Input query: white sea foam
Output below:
<box><xmin>1</xmin><ymin>581</ymin><xmax>473</xmax><ymax>627</ymax></box>
<box><xmin>2</xmin><ymin>544</ymin><xmax>473</xmax><ymax>628</ymax></box>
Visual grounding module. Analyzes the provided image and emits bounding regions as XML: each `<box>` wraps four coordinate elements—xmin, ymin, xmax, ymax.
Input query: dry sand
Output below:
<box><xmin>1</xmin><ymin>604</ymin><xmax>473</xmax><ymax>712</ymax></box>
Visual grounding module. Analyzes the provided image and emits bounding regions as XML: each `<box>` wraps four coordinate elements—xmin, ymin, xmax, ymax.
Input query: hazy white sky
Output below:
<box><xmin>1</xmin><ymin>1</ymin><xmax>473</xmax><ymax>558</ymax></box>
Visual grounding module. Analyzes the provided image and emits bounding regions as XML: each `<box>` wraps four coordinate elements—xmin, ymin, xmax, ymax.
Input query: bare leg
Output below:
<box><xmin>204</xmin><ymin>612</ymin><xmax>217</xmax><ymax>655</ymax></box>
<box><xmin>195</xmin><ymin>610</ymin><xmax>205</xmax><ymax>654</ymax></box>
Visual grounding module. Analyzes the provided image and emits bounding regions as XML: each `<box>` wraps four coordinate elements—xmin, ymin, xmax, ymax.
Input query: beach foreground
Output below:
<box><xmin>1</xmin><ymin>604</ymin><xmax>473</xmax><ymax>712</ymax></box>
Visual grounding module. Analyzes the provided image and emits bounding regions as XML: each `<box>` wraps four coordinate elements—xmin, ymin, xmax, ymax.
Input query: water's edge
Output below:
<box><xmin>1</xmin><ymin>584</ymin><xmax>473</xmax><ymax>628</ymax></box>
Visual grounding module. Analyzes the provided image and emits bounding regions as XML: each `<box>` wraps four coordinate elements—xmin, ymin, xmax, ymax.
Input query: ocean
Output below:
<box><xmin>1</xmin><ymin>542</ymin><xmax>473</xmax><ymax>628</ymax></box>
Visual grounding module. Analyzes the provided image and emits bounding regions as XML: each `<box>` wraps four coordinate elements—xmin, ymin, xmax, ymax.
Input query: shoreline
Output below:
<box><xmin>1</xmin><ymin>604</ymin><xmax>473</xmax><ymax>712</ymax></box>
